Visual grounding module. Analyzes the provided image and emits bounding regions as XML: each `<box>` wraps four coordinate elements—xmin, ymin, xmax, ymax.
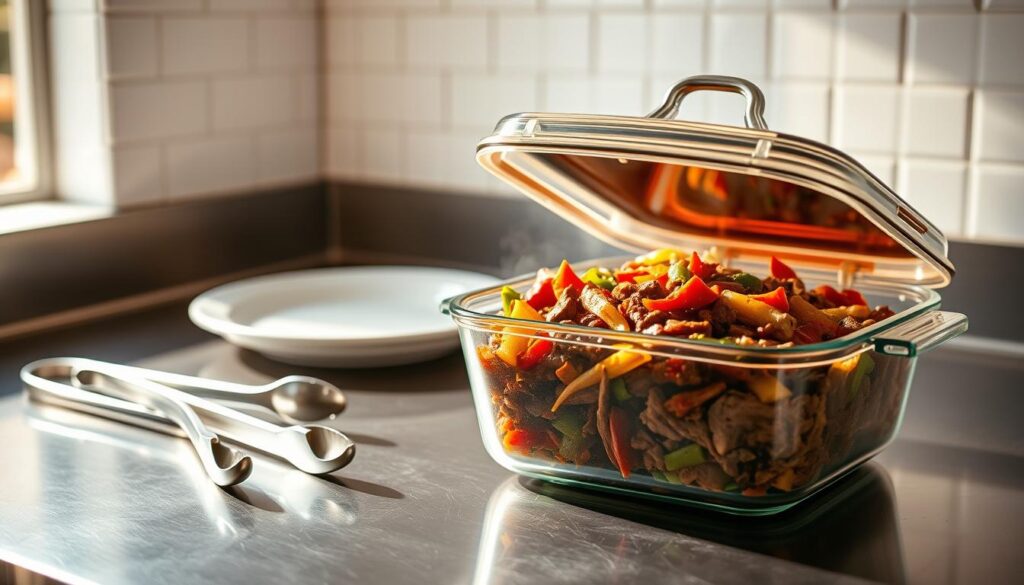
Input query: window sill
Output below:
<box><xmin>0</xmin><ymin>201</ymin><xmax>112</xmax><ymax>237</ymax></box>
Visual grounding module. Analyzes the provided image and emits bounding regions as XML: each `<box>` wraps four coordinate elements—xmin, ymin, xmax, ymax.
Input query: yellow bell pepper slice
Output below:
<box><xmin>747</xmin><ymin>376</ymin><xmax>792</xmax><ymax>403</ymax></box>
<box><xmin>495</xmin><ymin>300</ymin><xmax>545</xmax><ymax>367</ymax></box>
<box><xmin>551</xmin><ymin>344</ymin><xmax>652</xmax><ymax>412</ymax></box>
<box><xmin>634</xmin><ymin>248</ymin><xmax>687</xmax><ymax>267</ymax></box>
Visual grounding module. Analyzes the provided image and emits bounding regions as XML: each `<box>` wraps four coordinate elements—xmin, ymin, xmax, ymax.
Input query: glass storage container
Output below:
<box><xmin>442</xmin><ymin>76</ymin><xmax>968</xmax><ymax>514</ymax></box>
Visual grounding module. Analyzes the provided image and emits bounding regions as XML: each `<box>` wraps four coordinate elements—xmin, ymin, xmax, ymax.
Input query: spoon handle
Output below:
<box><xmin>22</xmin><ymin>357</ymin><xmax>356</xmax><ymax>475</ymax></box>
<box><xmin>72</xmin><ymin>369</ymin><xmax>253</xmax><ymax>487</ymax></box>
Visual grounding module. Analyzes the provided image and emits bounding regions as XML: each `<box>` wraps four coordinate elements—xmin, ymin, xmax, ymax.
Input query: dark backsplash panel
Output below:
<box><xmin>331</xmin><ymin>182</ymin><xmax>1023</xmax><ymax>342</ymax></box>
<box><xmin>0</xmin><ymin>184</ymin><xmax>327</xmax><ymax>328</ymax></box>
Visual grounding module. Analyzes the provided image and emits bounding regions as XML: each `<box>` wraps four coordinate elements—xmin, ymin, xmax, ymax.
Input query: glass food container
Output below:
<box><xmin>442</xmin><ymin>76</ymin><xmax>968</xmax><ymax>514</ymax></box>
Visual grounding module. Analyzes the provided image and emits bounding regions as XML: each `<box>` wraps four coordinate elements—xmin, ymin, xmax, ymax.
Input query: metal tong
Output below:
<box><xmin>21</xmin><ymin>357</ymin><xmax>357</xmax><ymax>484</ymax></box>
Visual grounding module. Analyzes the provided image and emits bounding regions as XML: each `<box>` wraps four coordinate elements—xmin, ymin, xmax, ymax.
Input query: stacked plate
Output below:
<box><xmin>189</xmin><ymin>266</ymin><xmax>499</xmax><ymax>368</ymax></box>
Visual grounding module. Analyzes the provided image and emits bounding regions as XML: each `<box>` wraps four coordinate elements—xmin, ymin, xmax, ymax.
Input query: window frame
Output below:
<box><xmin>0</xmin><ymin>0</ymin><xmax>52</xmax><ymax>205</ymax></box>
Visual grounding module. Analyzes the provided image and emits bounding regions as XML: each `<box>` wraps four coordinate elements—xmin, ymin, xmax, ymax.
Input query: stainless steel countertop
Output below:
<box><xmin>0</xmin><ymin>304</ymin><xmax>1021</xmax><ymax>585</ymax></box>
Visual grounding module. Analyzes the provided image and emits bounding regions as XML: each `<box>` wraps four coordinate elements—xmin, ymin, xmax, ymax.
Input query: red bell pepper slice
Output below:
<box><xmin>750</xmin><ymin>286</ymin><xmax>790</xmax><ymax>313</ymax></box>
<box><xmin>608</xmin><ymin>407</ymin><xmax>635</xmax><ymax>479</ymax></box>
<box><xmin>642</xmin><ymin>276</ymin><xmax>720</xmax><ymax>312</ymax></box>
<box><xmin>517</xmin><ymin>337</ymin><xmax>554</xmax><ymax>370</ymax></box>
<box><xmin>841</xmin><ymin>288</ymin><xmax>868</xmax><ymax>307</ymax></box>
<box><xmin>688</xmin><ymin>252</ymin><xmax>716</xmax><ymax>281</ymax></box>
<box><xmin>814</xmin><ymin>285</ymin><xmax>868</xmax><ymax>307</ymax></box>
<box><xmin>552</xmin><ymin>260</ymin><xmax>586</xmax><ymax>296</ymax></box>
<box><xmin>615</xmin><ymin>269</ymin><xmax>647</xmax><ymax>284</ymax></box>
<box><xmin>656</xmin><ymin>273</ymin><xmax>669</xmax><ymax>288</ymax></box>
<box><xmin>524</xmin><ymin>276</ymin><xmax>557</xmax><ymax>310</ymax></box>
<box><xmin>502</xmin><ymin>427</ymin><xmax>554</xmax><ymax>455</ymax></box>
<box><xmin>770</xmin><ymin>256</ymin><xmax>797</xmax><ymax>280</ymax></box>
<box><xmin>814</xmin><ymin>285</ymin><xmax>848</xmax><ymax>306</ymax></box>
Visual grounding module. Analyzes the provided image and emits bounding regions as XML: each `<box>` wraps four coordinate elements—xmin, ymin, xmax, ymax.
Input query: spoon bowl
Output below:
<box><xmin>268</xmin><ymin>376</ymin><xmax>348</xmax><ymax>423</ymax></box>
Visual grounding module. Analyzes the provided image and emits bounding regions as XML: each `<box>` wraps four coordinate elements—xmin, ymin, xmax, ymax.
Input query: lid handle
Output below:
<box><xmin>647</xmin><ymin>75</ymin><xmax>769</xmax><ymax>130</ymax></box>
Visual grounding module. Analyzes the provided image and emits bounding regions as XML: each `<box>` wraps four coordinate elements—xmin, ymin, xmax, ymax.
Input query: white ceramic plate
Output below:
<box><xmin>189</xmin><ymin>266</ymin><xmax>499</xmax><ymax>367</ymax></box>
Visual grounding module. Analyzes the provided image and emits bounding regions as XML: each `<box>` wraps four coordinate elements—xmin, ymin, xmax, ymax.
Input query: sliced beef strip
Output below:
<box><xmin>703</xmin><ymin>301</ymin><xmax>737</xmax><ymax>338</ymax></box>
<box><xmin>706</xmin><ymin>390</ymin><xmax>825</xmax><ymax>487</ymax></box>
<box><xmin>676</xmin><ymin>461</ymin><xmax>731</xmax><ymax>491</ymax></box>
<box><xmin>631</xmin><ymin>427</ymin><xmax>666</xmax><ymax>471</ymax></box>
<box><xmin>546</xmin><ymin>287</ymin><xmax>580</xmax><ymax>323</ymax></box>
<box><xmin>595</xmin><ymin>367</ymin><xmax>615</xmax><ymax>464</ymax></box>
<box><xmin>664</xmin><ymin>319</ymin><xmax>712</xmax><ymax>337</ymax></box>
<box><xmin>639</xmin><ymin>387</ymin><xmax>713</xmax><ymax>450</ymax></box>
<box><xmin>619</xmin><ymin>281</ymin><xmax>669</xmax><ymax>331</ymax></box>
<box><xmin>611</xmin><ymin>282</ymin><xmax>638</xmax><ymax>301</ymax></box>
<box><xmin>636</xmin><ymin>309</ymin><xmax>670</xmax><ymax>331</ymax></box>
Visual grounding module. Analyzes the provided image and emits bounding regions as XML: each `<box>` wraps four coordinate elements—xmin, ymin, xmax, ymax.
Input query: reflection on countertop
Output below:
<box><xmin>0</xmin><ymin>301</ymin><xmax>1022</xmax><ymax>585</ymax></box>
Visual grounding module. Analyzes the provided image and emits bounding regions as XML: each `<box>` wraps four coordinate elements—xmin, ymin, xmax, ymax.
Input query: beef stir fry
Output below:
<box><xmin>476</xmin><ymin>249</ymin><xmax>901</xmax><ymax>495</ymax></box>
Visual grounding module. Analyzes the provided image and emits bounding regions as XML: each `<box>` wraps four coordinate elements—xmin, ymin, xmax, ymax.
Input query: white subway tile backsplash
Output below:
<box><xmin>355</xmin><ymin>16</ymin><xmax>400</xmax><ymax>68</ymax></box>
<box><xmin>362</xmin><ymin>73</ymin><xmax>444</xmax><ymax>126</ymax></box>
<box><xmin>327</xmin><ymin>72</ymin><xmax>360</xmax><ymax>123</ymax></box>
<box><xmin>597</xmin><ymin>13</ymin><xmax>649</xmax><ymax>74</ymax></box>
<box><xmin>652</xmin><ymin>0</ymin><xmax>706</xmax><ymax>6</ymax></box>
<box><xmin>361</xmin><ymin>127</ymin><xmax>405</xmax><ymax>184</ymax></box>
<box><xmin>545</xmin><ymin>76</ymin><xmax>646</xmax><ymax>116</ymax></box>
<box><xmin>898</xmin><ymin>160</ymin><xmax>965</xmax><ymax>235</ymax></box>
<box><xmin>497</xmin><ymin>14</ymin><xmax>590</xmax><ymax>73</ymax></box>
<box><xmin>212</xmin><ymin>75</ymin><xmax>294</xmax><ymax>131</ymax></box>
<box><xmin>907</xmin><ymin>13</ymin><xmax>977</xmax><ymax>85</ymax></box>
<box><xmin>710</xmin><ymin>12</ymin><xmax>767</xmax><ymax>79</ymax></box>
<box><xmin>838</xmin><ymin>13</ymin><xmax>902</xmax><ymax>82</ymax></box>
<box><xmin>909</xmin><ymin>0</ymin><xmax>976</xmax><ymax>9</ymax></box>
<box><xmin>256</xmin><ymin>127</ymin><xmax>319</xmax><ymax>184</ymax></box>
<box><xmin>69</xmin><ymin>0</ymin><xmax>1024</xmax><ymax>243</ymax></box>
<box><xmin>544</xmin><ymin>76</ymin><xmax>591</xmax><ymax>113</ymax></box>
<box><xmin>713</xmin><ymin>0</ymin><xmax>768</xmax><ymax>7</ymax></box>
<box><xmin>976</xmin><ymin>91</ymin><xmax>1024</xmax><ymax>162</ymax></box>
<box><xmin>545</xmin><ymin>0</ymin><xmax>596</xmax><ymax>6</ymax></box>
<box><xmin>985</xmin><ymin>0</ymin><xmax>1024</xmax><ymax>11</ymax></box>
<box><xmin>650</xmin><ymin>13</ymin><xmax>703</xmax><ymax>76</ymax></box>
<box><xmin>904</xmin><ymin>88</ymin><xmax>969</xmax><ymax>158</ymax></box>
<box><xmin>849</xmin><ymin>152</ymin><xmax>896</xmax><ymax>186</ymax></box>
<box><xmin>294</xmin><ymin>73</ymin><xmax>319</xmax><ymax>123</ymax></box>
<box><xmin>840</xmin><ymin>0</ymin><xmax>907</xmax><ymax>9</ymax></box>
<box><xmin>405</xmin><ymin>15</ymin><xmax>489</xmax><ymax>70</ymax></box>
<box><xmin>161</xmin><ymin>18</ymin><xmax>248</xmax><ymax>75</ymax></box>
<box><xmin>104</xmin><ymin>17</ymin><xmax>157</xmax><ymax>79</ymax></box>
<box><xmin>103</xmin><ymin>0</ymin><xmax>203</xmax><ymax>12</ymax></box>
<box><xmin>450</xmin><ymin>74</ymin><xmax>538</xmax><ymax>131</ymax></box>
<box><xmin>326</xmin><ymin>127</ymin><xmax>359</xmax><ymax>178</ymax></box>
<box><xmin>326</xmin><ymin>17</ymin><xmax>355</xmax><ymax>67</ymax></box>
<box><xmin>111</xmin><ymin>144</ymin><xmax>162</xmax><ymax>207</ymax></box>
<box><xmin>209</xmin><ymin>0</ymin><xmax>292</xmax><ymax>10</ymax></box>
<box><xmin>768</xmin><ymin>83</ymin><xmax>830</xmax><ymax>142</ymax></box>
<box><xmin>772</xmin><ymin>13</ymin><xmax>834</xmax><ymax>80</ymax></box>
<box><xmin>773</xmin><ymin>0</ymin><xmax>832</xmax><ymax>7</ymax></box>
<box><xmin>971</xmin><ymin>165</ymin><xmax>1024</xmax><ymax>241</ymax></box>
<box><xmin>405</xmin><ymin>131</ymin><xmax>491</xmax><ymax>192</ymax></box>
<box><xmin>166</xmin><ymin>135</ymin><xmax>256</xmax><ymax>198</ymax></box>
<box><xmin>256</xmin><ymin>17</ymin><xmax>317</xmax><ymax>70</ymax></box>
<box><xmin>451</xmin><ymin>0</ymin><xmax>539</xmax><ymax>7</ymax></box>
<box><xmin>109</xmin><ymin>81</ymin><xmax>208</xmax><ymax>142</ymax></box>
<box><xmin>979</xmin><ymin>15</ymin><xmax>1024</xmax><ymax>86</ymax></box>
<box><xmin>835</xmin><ymin>85</ymin><xmax>900</xmax><ymax>153</ymax></box>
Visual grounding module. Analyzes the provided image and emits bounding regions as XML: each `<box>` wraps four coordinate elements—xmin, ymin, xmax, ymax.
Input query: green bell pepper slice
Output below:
<box><xmin>664</xmin><ymin>443</ymin><xmax>706</xmax><ymax>471</ymax></box>
<box><xmin>501</xmin><ymin>286</ymin><xmax>522</xmax><ymax>316</ymax></box>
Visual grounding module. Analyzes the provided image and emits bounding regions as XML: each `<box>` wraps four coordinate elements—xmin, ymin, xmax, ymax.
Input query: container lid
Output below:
<box><xmin>476</xmin><ymin>76</ymin><xmax>954</xmax><ymax>287</ymax></box>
